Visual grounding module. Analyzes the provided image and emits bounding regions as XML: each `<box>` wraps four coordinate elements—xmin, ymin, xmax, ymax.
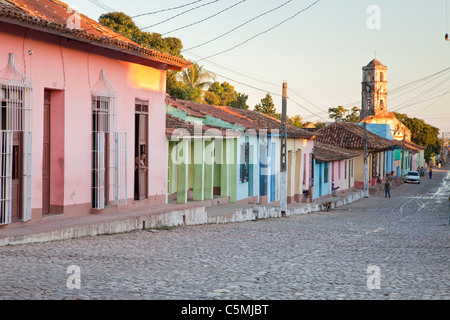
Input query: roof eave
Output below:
<box><xmin>0</xmin><ymin>15</ymin><xmax>191</xmax><ymax>70</ymax></box>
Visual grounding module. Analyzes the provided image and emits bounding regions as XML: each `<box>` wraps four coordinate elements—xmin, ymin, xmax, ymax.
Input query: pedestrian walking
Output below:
<box><xmin>429</xmin><ymin>167</ymin><xmax>433</xmax><ymax>179</ymax></box>
<box><xmin>384</xmin><ymin>180</ymin><xmax>391</xmax><ymax>198</ymax></box>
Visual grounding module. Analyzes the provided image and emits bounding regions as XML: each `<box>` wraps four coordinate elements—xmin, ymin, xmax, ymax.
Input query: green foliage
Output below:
<box><xmin>204</xmin><ymin>82</ymin><xmax>249</xmax><ymax>109</ymax></box>
<box><xmin>328</xmin><ymin>106</ymin><xmax>360</xmax><ymax>122</ymax></box>
<box><xmin>254</xmin><ymin>93</ymin><xmax>276</xmax><ymax>117</ymax></box>
<box><xmin>289</xmin><ymin>115</ymin><xmax>305</xmax><ymax>128</ymax></box>
<box><xmin>98</xmin><ymin>12</ymin><xmax>252</xmax><ymax>107</ymax></box>
<box><xmin>180</xmin><ymin>63</ymin><xmax>215</xmax><ymax>90</ymax></box>
<box><xmin>314</xmin><ymin>122</ymin><xmax>326</xmax><ymax>129</ymax></box>
<box><xmin>229</xmin><ymin>93</ymin><xmax>249</xmax><ymax>109</ymax></box>
<box><xmin>167</xmin><ymin>63</ymin><xmax>215</xmax><ymax>103</ymax></box>
<box><xmin>99</xmin><ymin>12</ymin><xmax>184</xmax><ymax>58</ymax></box>
<box><xmin>393</xmin><ymin>112</ymin><xmax>443</xmax><ymax>162</ymax></box>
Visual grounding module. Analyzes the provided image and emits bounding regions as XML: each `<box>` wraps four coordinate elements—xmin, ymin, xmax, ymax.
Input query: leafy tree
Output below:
<box><xmin>204</xmin><ymin>81</ymin><xmax>237</xmax><ymax>106</ymax></box>
<box><xmin>289</xmin><ymin>115</ymin><xmax>305</xmax><ymax>128</ymax></box>
<box><xmin>393</xmin><ymin>112</ymin><xmax>443</xmax><ymax>162</ymax></box>
<box><xmin>98</xmin><ymin>12</ymin><xmax>184</xmax><ymax>58</ymax></box>
<box><xmin>345</xmin><ymin>106</ymin><xmax>361</xmax><ymax>122</ymax></box>
<box><xmin>314</xmin><ymin>121</ymin><xmax>326</xmax><ymax>129</ymax></box>
<box><xmin>173</xmin><ymin>63</ymin><xmax>215</xmax><ymax>103</ymax></box>
<box><xmin>229</xmin><ymin>93</ymin><xmax>249</xmax><ymax>109</ymax></box>
<box><xmin>254</xmin><ymin>93</ymin><xmax>276</xmax><ymax>117</ymax></box>
<box><xmin>328</xmin><ymin>106</ymin><xmax>360</xmax><ymax>122</ymax></box>
<box><xmin>180</xmin><ymin>63</ymin><xmax>215</xmax><ymax>91</ymax></box>
<box><xmin>328</xmin><ymin>106</ymin><xmax>347</xmax><ymax>121</ymax></box>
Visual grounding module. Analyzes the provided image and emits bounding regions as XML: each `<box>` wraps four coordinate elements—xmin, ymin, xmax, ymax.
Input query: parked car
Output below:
<box><xmin>404</xmin><ymin>171</ymin><xmax>420</xmax><ymax>184</ymax></box>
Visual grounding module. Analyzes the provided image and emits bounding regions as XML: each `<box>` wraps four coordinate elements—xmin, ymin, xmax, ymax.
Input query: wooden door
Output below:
<box><xmin>42</xmin><ymin>90</ymin><xmax>51</xmax><ymax>214</ymax></box>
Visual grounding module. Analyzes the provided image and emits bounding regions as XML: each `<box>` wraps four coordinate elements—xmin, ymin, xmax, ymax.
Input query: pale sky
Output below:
<box><xmin>69</xmin><ymin>0</ymin><xmax>450</xmax><ymax>135</ymax></box>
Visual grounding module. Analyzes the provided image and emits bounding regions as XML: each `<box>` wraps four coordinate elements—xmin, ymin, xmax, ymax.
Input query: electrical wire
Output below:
<box><xmin>185</xmin><ymin>51</ymin><xmax>281</xmax><ymax>87</ymax></box>
<box><xmin>390</xmin><ymin>76</ymin><xmax>450</xmax><ymax>112</ymax></box>
<box><xmin>131</xmin><ymin>0</ymin><xmax>204</xmax><ymax>18</ymax></box>
<box><xmin>163</xmin><ymin>0</ymin><xmax>247</xmax><ymax>35</ymax></box>
<box><xmin>288</xmin><ymin>87</ymin><xmax>328</xmax><ymax>113</ymax></box>
<box><xmin>340</xmin><ymin>66</ymin><xmax>450</xmax><ymax>109</ymax></box>
<box><xmin>288</xmin><ymin>97</ymin><xmax>329</xmax><ymax>122</ymax></box>
<box><xmin>205</xmin><ymin>69</ymin><xmax>282</xmax><ymax>97</ymax></box>
<box><xmin>137</xmin><ymin>0</ymin><xmax>221</xmax><ymax>32</ymax></box>
<box><xmin>194</xmin><ymin>0</ymin><xmax>320</xmax><ymax>62</ymax></box>
<box><xmin>182</xmin><ymin>0</ymin><xmax>294</xmax><ymax>52</ymax></box>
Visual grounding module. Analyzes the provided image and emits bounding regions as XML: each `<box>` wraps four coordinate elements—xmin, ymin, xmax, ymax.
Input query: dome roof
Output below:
<box><xmin>366</xmin><ymin>58</ymin><xmax>386</xmax><ymax>67</ymax></box>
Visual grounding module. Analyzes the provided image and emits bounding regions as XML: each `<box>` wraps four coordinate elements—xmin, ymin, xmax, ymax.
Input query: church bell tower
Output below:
<box><xmin>360</xmin><ymin>59</ymin><xmax>388</xmax><ymax>120</ymax></box>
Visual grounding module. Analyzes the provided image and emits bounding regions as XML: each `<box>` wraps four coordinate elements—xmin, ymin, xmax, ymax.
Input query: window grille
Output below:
<box><xmin>0</xmin><ymin>53</ymin><xmax>33</xmax><ymax>225</ymax></box>
<box><xmin>112</xmin><ymin>132</ymin><xmax>127</xmax><ymax>206</ymax></box>
<box><xmin>240</xmin><ymin>142</ymin><xmax>250</xmax><ymax>183</ymax></box>
<box><xmin>22</xmin><ymin>131</ymin><xmax>32</xmax><ymax>221</ymax></box>
<box><xmin>91</xmin><ymin>70</ymin><xmax>126</xmax><ymax>209</ymax></box>
<box><xmin>0</xmin><ymin>132</ymin><xmax>12</xmax><ymax>225</ymax></box>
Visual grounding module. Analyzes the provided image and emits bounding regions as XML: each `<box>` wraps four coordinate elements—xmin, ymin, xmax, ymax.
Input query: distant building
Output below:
<box><xmin>359</xmin><ymin>58</ymin><xmax>411</xmax><ymax>142</ymax></box>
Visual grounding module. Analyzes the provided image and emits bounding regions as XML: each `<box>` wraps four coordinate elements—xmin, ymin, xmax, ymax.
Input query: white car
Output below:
<box><xmin>404</xmin><ymin>171</ymin><xmax>420</xmax><ymax>184</ymax></box>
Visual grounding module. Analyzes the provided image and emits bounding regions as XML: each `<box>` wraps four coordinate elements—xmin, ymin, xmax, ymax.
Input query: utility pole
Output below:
<box><xmin>400</xmin><ymin>130</ymin><xmax>405</xmax><ymax>177</ymax></box>
<box><xmin>363</xmin><ymin>122</ymin><xmax>369</xmax><ymax>198</ymax></box>
<box><xmin>280</xmin><ymin>82</ymin><xmax>288</xmax><ymax>217</ymax></box>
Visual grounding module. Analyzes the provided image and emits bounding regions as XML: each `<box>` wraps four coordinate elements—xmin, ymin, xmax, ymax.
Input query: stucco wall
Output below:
<box><xmin>0</xmin><ymin>23</ymin><xmax>168</xmax><ymax>219</ymax></box>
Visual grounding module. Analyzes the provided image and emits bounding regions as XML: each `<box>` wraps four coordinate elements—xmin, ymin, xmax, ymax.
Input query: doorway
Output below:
<box><xmin>42</xmin><ymin>90</ymin><xmax>51</xmax><ymax>214</ymax></box>
<box><xmin>134</xmin><ymin>100</ymin><xmax>148</xmax><ymax>201</ymax></box>
<box><xmin>11</xmin><ymin>132</ymin><xmax>22</xmax><ymax>221</ymax></box>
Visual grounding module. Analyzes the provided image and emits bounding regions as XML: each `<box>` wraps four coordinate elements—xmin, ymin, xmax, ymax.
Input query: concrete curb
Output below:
<box><xmin>0</xmin><ymin>190</ymin><xmax>367</xmax><ymax>247</ymax></box>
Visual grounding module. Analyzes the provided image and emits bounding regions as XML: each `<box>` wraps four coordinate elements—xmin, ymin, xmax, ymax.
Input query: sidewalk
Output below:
<box><xmin>0</xmin><ymin>188</ymin><xmax>369</xmax><ymax>247</ymax></box>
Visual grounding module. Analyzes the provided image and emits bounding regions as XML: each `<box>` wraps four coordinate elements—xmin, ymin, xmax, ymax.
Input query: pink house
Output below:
<box><xmin>0</xmin><ymin>0</ymin><xmax>190</xmax><ymax>226</ymax></box>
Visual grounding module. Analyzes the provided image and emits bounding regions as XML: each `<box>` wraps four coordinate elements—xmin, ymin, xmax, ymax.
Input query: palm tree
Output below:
<box><xmin>179</xmin><ymin>63</ymin><xmax>215</xmax><ymax>102</ymax></box>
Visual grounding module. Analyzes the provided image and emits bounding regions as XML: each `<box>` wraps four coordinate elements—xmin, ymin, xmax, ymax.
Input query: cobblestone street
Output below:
<box><xmin>0</xmin><ymin>167</ymin><xmax>449</xmax><ymax>301</ymax></box>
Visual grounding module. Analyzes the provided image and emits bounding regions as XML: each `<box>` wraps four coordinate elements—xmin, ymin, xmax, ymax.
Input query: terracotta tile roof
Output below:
<box><xmin>166</xmin><ymin>97</ymin><xmax>316</xmax><ymax>139</ymax></box>
<box><xmin>166</xmin><ymin>113</ymin><xmax>238</xmax><ymax>139</ymax></box>
<box><xmin>166</xmin><ymin>96</ymin><xmax>206</xmax><ymax>119</ymax></box>
<box><xmin>313</xmin><ymin>142</ymin><xmax>360</xmax><ymax>162</ymax></box>
<box><xmin>230</xmin><ymin>107</ymin><xmax>316</xmax><ymax>139</ymax></box>
<box><xmin>0</xmin><ymin>0</ymin><xmax>191</xmax><ymax>70</ymax></box>
<box><xmin>315</xmin><ymin>122</ymin><xmax>398</xmax><ymax>151</ymax></box>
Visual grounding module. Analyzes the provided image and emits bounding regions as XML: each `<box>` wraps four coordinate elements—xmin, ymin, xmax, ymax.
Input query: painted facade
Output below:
<box><xmin>314</xmin><ymin>122</ymin><xmax>398</xmax><ymax>189</ymax></box>
<box><xmin>0</xmin><ymin>0</ymin><xmax>190</xmax><ymax>226</ymax></box>
<box><xmin>312</xmin><ymin>142</ymin><xmax>358</xmax><ymax>200</ymax></box>
<box><xmin>166</xmin><ymin>97</ymin><xmax>316</xmax><ymax>205</ymax></box>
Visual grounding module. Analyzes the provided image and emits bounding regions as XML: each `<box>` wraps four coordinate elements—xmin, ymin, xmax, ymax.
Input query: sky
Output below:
<box><xmin>68</xmin><ymin>0</ymin><xmax>450</xmax><ymax>136</ymax></box>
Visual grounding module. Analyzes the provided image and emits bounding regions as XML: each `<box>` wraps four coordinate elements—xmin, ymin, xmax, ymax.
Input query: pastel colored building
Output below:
<box><xmin>312</xmin><ymin>142</ymin><xmax>359</xmax><ymax>200</ymax></box>
<box><xmin>0</xmin><ymin>0</ymin><xmax>190</xmax><ymax>226</ymax></box>
<box><xmin>165</xmin><ymin>97</ymin><xmax>316</xmax><ymax>205</ymax></box>
<box><xmin>314</xmin><ymin>122</ymin><xmax>398</xmax><ymax>189</ymax></box>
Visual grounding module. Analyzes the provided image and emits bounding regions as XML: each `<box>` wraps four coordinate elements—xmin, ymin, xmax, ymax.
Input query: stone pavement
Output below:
<box><xmin>0</xmin><ymin>181</ymin><xmax>399</xmax><ymax>247</ymax></box>
<box><xmin>0</xmin><ymin>164</ymin><xmax>448</xmax><ymax>301</ymax></box>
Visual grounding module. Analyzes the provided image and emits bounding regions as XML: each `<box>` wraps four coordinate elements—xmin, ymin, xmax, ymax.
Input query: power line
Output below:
<box><xmin>388</xmin><ymin>69</ymin><xmax>450</xmax><ymax>104</ymax></box>
<box><xmin>182</xmin><ymin>0</ymin><xmax>294</xmax><ymax>52</ymax></box>
<box><xmin>340</xmin><ymin>66</ymin><xmax>450</xmax><ymax>109</ymax></box>
<box><xmin>390</xmin><ymin>76</ymin><xmax>450</xmax><ymax>112</ymax></box>
<box><xmin>163</xmin><ymin>0</ymin><xmax>247</xmax><ymax>36</ymax></box>
<box><xmin>137</xmin><ymin>0</ymin><xmax>221</xmax><ymax>32</ymax></box>
<box><xmin>185</xmin><ymin>51</ymin><xmax>281</xmax><ymax>87</ymax></box>
<box><xmin>288</xmin><ymin>97</ymin><xmax>329</xmax><ymax>122</ymax></box>
<box><xmin>194</xmin><ymin>0</ymin><xmax>321</xmax><ymax>62</ymax></box>
<box><xmin>288</xmin><ymin>87</ymin><xmax>328</xmax><ymax>113</ymax></box>
<box><xmin>206</xmin><ymin>69</ymin><xmax>282</xmax><ymax>97</ymax></box>
<box><xmin>131</xmin><ymin>0</ymin><xmax>204</xmax><ymax>18</ymax></box>
<box><xmin>87</xmin><ymin>0</ymin><xmax>115</xmax><ymax>12</ymax></box>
